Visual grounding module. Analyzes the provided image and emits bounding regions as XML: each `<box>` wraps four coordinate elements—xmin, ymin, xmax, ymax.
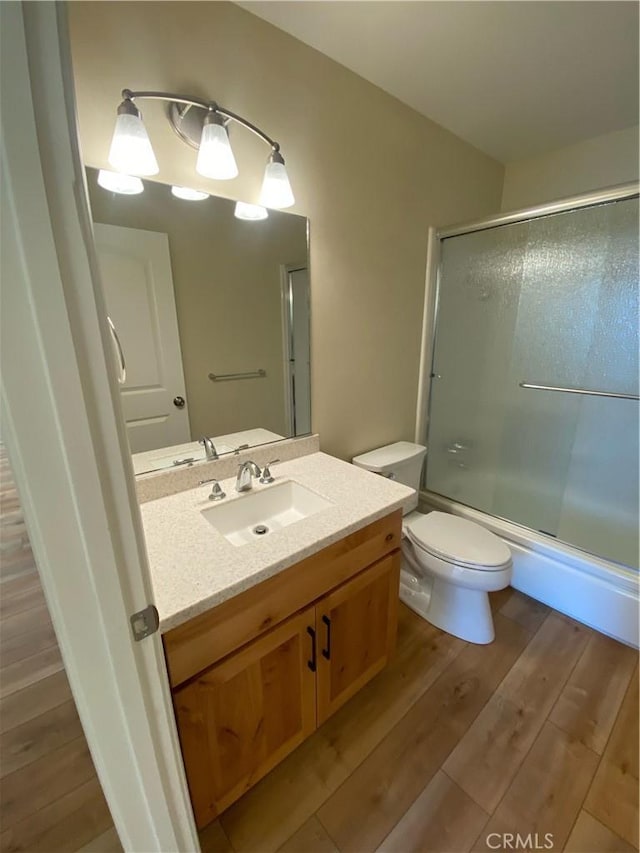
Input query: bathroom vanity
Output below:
<box><xmin>139</xmin><ymin>448</ymin><xmax>413</xmax><ymax>828</ymax></box>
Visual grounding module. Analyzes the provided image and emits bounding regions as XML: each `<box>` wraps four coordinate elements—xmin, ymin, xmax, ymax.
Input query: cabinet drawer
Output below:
<box><xmin>164</xmin><ymin>509</ymin><xmax>402</xmax><ymax>688</ymax></box>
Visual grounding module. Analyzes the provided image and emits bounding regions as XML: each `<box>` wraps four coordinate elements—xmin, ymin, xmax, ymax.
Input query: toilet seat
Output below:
<box><xmin>404</xmin><ymin>511</ymin><xmax>511</xmax><ymax>572</ymax></box>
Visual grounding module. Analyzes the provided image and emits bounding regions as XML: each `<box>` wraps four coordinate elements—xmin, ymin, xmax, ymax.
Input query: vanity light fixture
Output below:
<box><xmin>171</xmin><ymin>186</ymin><xmax>209</xmax><ymax>201</ymax></box>
<box><xmin>108</xmin><ymin>89</ymin><xmax>295</xmax><ymax>208</ymax></box>
<box><xmin>234</xmin><ymin>201</ymin><xmax>269</xmax><ymax>221</ymax></box>
<box><xmin>97</xmin><ymin>169</ymin><xmax>144</xmax><ymax>195</ymax></box>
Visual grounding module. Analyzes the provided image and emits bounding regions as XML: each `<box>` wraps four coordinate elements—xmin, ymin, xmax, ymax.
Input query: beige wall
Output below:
<box><xmin>502</xmin><ymin>126</ymin><xmax>639</xmax><ymax>211</ymax></box>
<box><xmin>68</xmin><ymin>2</ymin><xmax>504</xmax><ymax>461</ymax></box>
<box><xmin>87</xmin><ymin>169</ymin><xmax>306</xmax><ymax>440</ymax></box>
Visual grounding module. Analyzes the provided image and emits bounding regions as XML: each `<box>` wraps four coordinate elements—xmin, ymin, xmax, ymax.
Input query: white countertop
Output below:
<box><xmin>140</xmin><ymin>452</ymin><xmax>414</xmax><ymax>632</ymax></box>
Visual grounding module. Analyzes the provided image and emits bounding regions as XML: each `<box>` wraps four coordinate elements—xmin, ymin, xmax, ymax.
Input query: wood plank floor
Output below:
<box><xmin>201</xmin><ymin>588</ymin><xmax>638</xmax><ymax>853</ymax></box>
<box><xmin>2</xmin><ymin>437</ymin><xmax>636</xmax><ymax>853</ymax></box>
<box><xmin>0</xmin><ymin>446</ymin><xmax>120</xmax><ymax>853</ymax></box>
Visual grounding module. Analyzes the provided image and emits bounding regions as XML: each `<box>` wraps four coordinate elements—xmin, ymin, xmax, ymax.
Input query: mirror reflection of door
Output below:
<box><xmin>282</xmin><ymin>266</ymin><xmax>311</xmax><ymax>435</ymax></box>
<box><xmin>87</xmin><ymin>168</ymin><xmax>310</xmax><ymax>474</ymax></box>
<box><xmin>93</xmin><ymin>223</ymin><xmax>191</xmax><ymax>453</ymax></box>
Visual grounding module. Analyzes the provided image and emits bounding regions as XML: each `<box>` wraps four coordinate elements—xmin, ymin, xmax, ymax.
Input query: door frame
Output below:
<box><xmin>1</xmin><ymin>4</ymin><xmax>198</xmax><ymax>850</ymax></box>
<box><xmin>279</xmin><ymin>262</ymin><xmax>311</xmax><ymax>436</ymax></box>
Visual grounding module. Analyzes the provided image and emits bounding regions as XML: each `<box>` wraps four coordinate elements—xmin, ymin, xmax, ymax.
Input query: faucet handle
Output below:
<box><xmin>198</xmin><ymin>478</ymin><xmax>226</xmax><ymax>501</ymax></box>
<box><xmin>259</xmin><ymin>459</ymin><xmax>280</xmax><ymax>484</ymax></box>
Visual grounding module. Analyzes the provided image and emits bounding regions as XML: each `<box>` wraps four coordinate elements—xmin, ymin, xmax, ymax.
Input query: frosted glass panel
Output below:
<box><xmin>427</xmin><ymin>196</ymin><xmax>639</xmax><ymax>568</ymax></box>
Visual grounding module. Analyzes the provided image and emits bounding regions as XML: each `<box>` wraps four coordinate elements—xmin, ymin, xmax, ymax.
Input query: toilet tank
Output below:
<box><xmin>352</xmin><ymin>442</ymin><xmax>427</xmax><ymax>513</ymax></box>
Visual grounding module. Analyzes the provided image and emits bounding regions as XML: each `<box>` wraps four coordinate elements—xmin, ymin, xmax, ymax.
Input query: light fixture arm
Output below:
<box><xmin>121</xmin><ymin>89</ymin><xmax>280</xmax><ymax>152</ymax></box>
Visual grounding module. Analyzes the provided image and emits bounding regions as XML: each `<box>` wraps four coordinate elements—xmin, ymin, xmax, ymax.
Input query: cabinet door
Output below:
<box><xmin>173</xmin><ymin>606</ymin><xmax>317</xmax><ymax>828</ymax></box>
<box><xmin>316</xmin><ymin>551</ymin><xmax>400</xmax><ymax>725</ymax></box>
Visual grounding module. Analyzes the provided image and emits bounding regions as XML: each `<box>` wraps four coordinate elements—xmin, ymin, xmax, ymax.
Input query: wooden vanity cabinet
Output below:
<box><xmin>164</xmin><ymin>510</ymin><xmax>402</xmax><ymax>828</ymax></box>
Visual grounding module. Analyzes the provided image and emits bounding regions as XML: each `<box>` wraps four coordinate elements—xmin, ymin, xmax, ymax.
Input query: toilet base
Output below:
<box><xmin>399</xmin><ymin>568</ymin><xmax>432</xmax><ymax>617</ymax></box>
<box><xmin>400</xmin><ymin>569</ymin><xmax>496</xmax><ymax>645</ymax></box>
<box><xmin>427</xmin><ymin>578</ymin><xmax>495</xmax><ymax>644</ymax></box>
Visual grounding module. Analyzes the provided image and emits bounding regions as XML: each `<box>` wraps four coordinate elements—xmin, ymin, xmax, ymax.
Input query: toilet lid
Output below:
<box><xmin>406</xmin><ymin>511</ymin><xmax>511</xmax><ymax>570</ymax></box>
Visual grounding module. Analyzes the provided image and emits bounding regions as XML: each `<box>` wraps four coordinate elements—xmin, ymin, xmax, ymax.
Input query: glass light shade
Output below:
<box><xmin>234</xmin><ymin>201</ymin><xmax>269</xmax><ymax>221</ymax></box>
<box><xmin>97</xmin><ymin>169</ymin><xmax>144</xmax><ymax>195</ymax></box>
<box><xmin>259</xmin><ymin>159</ymin><xmax>295</xmax><ymax>209</ymax></box>
<box><xmin>196</xmin><ymin>121</ymin><xmax>238</xmax><ymax>180</ymax></box>
<box><xmin>108</xmin><ymin>112</ymin><xmax>159</xmax><ymax>176</ymax></box>
<box><xmin>171</xmin><ymin>186</ymin><xmax>209</xmax><ymax>201</ymax></box>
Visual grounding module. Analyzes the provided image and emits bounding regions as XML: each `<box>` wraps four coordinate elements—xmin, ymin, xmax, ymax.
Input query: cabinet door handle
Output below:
<box><xmin>321</xmin><ymin>615</ymin><xmax>331</xmax><ymax>660</ymax></box>
<box><xmin>307</xmin><ymin>626</ymin><xmax>317</xmax><ymax>672</ymax></box>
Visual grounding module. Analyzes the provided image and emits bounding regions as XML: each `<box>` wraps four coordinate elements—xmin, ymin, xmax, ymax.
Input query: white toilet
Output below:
<box><xmin>353</xmin><ymin>442</ymin><xmax>512</xmax><ymax>644</ymax></box>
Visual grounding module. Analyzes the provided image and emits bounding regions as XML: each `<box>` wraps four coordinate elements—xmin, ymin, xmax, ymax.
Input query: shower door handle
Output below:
<box><xmin>519</xmin><ymin>382</ymin><xmax>639</xmax><ymax>401</ymax></box>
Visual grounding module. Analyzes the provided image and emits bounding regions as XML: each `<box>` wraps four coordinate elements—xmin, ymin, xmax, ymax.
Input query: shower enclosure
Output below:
<box><xmin>422</xmin><ymin>185</ymin><xmax>639</xmax><ymax>571</ymax></box>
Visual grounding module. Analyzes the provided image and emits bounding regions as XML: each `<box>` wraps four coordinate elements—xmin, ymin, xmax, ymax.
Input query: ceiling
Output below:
<box><xmin>237</xmin><ymin>1</ymin><xmax>639</xmax><ymax>163</ymax></box>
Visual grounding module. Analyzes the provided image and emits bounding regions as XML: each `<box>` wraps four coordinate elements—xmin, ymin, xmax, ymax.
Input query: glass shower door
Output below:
<box><xmin>426</xmin><ymin>196</ymin><xmax>639</xmax><ymax>568</ymax></box>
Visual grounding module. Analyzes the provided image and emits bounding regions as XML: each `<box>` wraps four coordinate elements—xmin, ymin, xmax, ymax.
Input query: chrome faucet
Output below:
<box><xmin>199</xmin><ymin>436</ymin><xmax>218</xmax><ymax>461</ymax></box>
<box><xmin>236</xmin><ymin>460</ymin><xmax>261</xmax><ymax>492</ymax></box>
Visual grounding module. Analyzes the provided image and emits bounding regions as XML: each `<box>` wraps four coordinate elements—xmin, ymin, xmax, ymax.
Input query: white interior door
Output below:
<box><xmin>93</xmin><ymin>223</ymin><xmax>191</xmax><ymax>453</ymax></box>
<box><xmin>3</xmin><ymin>3</ymin><xmax>199</xmax><ymax>849</ymax></box>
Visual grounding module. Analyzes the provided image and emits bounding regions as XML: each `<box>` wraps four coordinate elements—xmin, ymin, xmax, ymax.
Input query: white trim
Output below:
<box><xmin>437</xmin><ymin>181</ymin><xmax>639</xmax><ymax>239</ymax></box>
<box><xmin>1</xmin><ymin>4</ymin><xmax>198</xmax><ymax>850</ymax></box>
<box><xmin>421</xmin><ymin>492</ymin><xmax>639</xmax><ymax>648</ymax></box>
<box><xmin>414</xmin><ymin>227</ymin><xmax>439</xmax><ymax>444</ymax></box>
<box><xmin>280</xmin><ymin>264</ymin><xmax>295</xmax><ymax>436</ymax></box>
<box><xmin>280</xmin><ymin>262</ymin><xmax>310</xmax><ymax>437</ymax></box>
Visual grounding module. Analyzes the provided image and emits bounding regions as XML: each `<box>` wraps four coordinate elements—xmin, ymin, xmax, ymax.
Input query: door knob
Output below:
<box><xmin>173</xmin><ymin>396</ymin><xmax>186</xmax><ymax>409</ymax></box>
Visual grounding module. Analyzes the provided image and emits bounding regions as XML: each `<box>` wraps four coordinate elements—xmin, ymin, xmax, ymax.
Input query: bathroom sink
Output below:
<box><xmin>201</xmin><ymin>480</ymin><xmax>333</xmax><ymax>546</ymax></box>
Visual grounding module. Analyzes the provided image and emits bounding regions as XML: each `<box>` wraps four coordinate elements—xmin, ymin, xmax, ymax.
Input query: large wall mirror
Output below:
<box><xmin>85</xmin><ymin>168</ymin><xmax>310</xmax><ymax>475</ymax></box>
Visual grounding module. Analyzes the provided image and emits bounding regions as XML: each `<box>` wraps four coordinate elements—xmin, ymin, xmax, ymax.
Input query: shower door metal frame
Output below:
<box><xmin>415</xmin><ymin>180</ymin><xmax>640</xmax><ymax>484</ymax></box>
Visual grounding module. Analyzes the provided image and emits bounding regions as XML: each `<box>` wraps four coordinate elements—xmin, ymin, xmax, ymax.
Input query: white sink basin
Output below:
<box><xmin>202</xmin><ymin>480</ymin><xmax>333</xmax><ymax>546</ymax></box>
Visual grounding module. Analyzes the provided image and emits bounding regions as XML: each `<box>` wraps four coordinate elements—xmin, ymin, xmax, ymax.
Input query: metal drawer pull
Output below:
<box><xmin>321</xmin><ymin>615</ymin><xmax>331</xmax><ymax>660</ymax></box>
<box><xmin>307</xmin><ymin>626</ymin><xmax>317</xmax><ymax>672</ymax></box>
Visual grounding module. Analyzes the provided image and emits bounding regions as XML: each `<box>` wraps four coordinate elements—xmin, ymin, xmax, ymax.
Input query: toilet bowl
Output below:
<box><xmin>353</xmin><ymin>442</ymin><xmax>512</xmax><ymax>644</ymax></box>
<box><xmin>402</xmin><ymin>509</ymin><xmax>511</xmax><ymax>643</ymax></box>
